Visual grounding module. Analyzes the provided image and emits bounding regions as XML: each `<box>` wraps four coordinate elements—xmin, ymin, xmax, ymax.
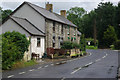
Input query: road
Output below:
<box><xmin>2</xmin><ymin>49</ymin><xmax>119</xmax><ymax>79</ymax></box>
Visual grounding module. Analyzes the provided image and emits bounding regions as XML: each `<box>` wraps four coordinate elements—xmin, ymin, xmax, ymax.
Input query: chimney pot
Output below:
<box><xmin>46</xmin><ymin>2</ymin><xmax>53</xmax><ymax>12</ymax></box>
<box><xmin>60</xmin><ymin>10</ymin><xmax>66</xmax><ymax>18</ymax></box>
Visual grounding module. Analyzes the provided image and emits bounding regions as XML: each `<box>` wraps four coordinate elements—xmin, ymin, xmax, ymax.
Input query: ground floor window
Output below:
<box><xmin>53</xmin><ymin>43</ymin><xmax>55</xmax><ymax>48</ymax></box>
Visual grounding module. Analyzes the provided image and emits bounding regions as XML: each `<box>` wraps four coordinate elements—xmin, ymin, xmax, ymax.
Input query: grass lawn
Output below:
<box><xmin>86</xmin><ymin>45</ymin><xmax>98</xmax><ymax>49</ymax></box>
<box><xmin>12</xmin><ymin>60</ymin><xmax>37</xmax><ymax>69</ymax></box>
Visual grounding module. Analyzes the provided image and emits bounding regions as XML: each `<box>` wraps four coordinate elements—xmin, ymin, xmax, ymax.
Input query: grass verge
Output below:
<box><xmin>12</xmin><ymin>60</ymin><xmax>37</xmax><ymax>69</ymax></box>
<box><xmin>86</xmin><ymin>45</ymin><xmax>98</xmax><ymax>49</ymax></box>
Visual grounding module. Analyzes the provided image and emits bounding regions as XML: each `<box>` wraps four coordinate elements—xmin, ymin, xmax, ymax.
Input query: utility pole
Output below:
<box><xmin>94</xmin><ymin>18</ymin><xmax>97</xmax><ymax>47</ymax></box>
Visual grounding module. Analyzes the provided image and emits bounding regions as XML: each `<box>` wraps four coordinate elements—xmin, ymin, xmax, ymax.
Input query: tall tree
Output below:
<box><xmin>67</xmin><ymin>7</ymin><xmax>86</xmax><ymax>33</ymax></box>
<box><xmin>115</xmin><ymin>2</ymin><xmax>120</xmax><ymax>39</ymax></box>
<box><xmin>2</xmin><ymin>9</ymin><xmax>12</xmax><ymax>21</ymax></box>
<box><xmin>103</xmin><ymin>26</ymin><xmax>117</xmax><ymax>48</ymax></box>
<box><xmin>95</xmin><ymin>2</ymin><xmax>116</xmax><ymax>48</ymax></box>
<box><xmin>0</xmin><ymin>7</ymin><xmax>12</xmax><ymax>23</ymax></box>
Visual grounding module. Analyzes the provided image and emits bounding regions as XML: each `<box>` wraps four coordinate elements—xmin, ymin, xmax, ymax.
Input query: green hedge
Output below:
<box><xmin>2</xmin><ymin>31</ymin><xmax>30</xmax><ymax>70</ymax></box>
<box><xmin>61</xmin><ymin>41</ymin><xmax>80</xmax><ymax>49</ymax></box>
<box><xmin>114</xmin><ymin>40</ymin><xmax>120</xmax><ymax>50</ymax></box>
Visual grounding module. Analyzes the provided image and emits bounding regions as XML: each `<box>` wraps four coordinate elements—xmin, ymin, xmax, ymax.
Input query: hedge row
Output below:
<box><xmin>2</xmin><ymin>31</ymin><xmax>30</xmax><ymax>70</ymax></box>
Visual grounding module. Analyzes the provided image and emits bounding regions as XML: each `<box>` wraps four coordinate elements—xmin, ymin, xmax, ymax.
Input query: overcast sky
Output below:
<box><xmin>1</xmin><ymin>0</ymin><xmax>119</xmax><ymax>14</ymax></box>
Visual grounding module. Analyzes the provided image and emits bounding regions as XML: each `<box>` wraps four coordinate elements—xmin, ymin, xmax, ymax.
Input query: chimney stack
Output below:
<box><xmin>46</xmin><ymin>2</ymin><xmax>53</xmax><ymax>12</ymax></box>
<box><xmin>60</xmin><ymin>10</ymin><xmax>66</xmax><ymax>18</ymax></box>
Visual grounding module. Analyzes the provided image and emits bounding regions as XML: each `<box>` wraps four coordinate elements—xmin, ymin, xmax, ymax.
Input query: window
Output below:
<box><xmin>61</xmin><ymin>24</ymin><xmax>64</xmax><ymax>34</ymax></box>
<box><xmin>67</xmin><ymin>26</ymin><xmax>70</xmax><ymax>35</ymax></box>
<box><xmin>53</xmin><ymin>36</ymin><xmax>55</xmax><ymax>48</ymax></box>
<box><xmin>53</xmin><ymin>22</ymin><xmax>55</xmax><ymax>32</ymax></box>
<box><xmin>74</xmin><ymin>27</ymin><xmax>76</xmax><ymax>36</ymax></box>
<box><xmin>37</xmin><ymin>38</ymin><xmax>41</xmax><ymax>47</ymax></box>
<box><xmin>53</xmin><ymin>43</ymin><xmax>55</xmax><ymax>48</ymax></box>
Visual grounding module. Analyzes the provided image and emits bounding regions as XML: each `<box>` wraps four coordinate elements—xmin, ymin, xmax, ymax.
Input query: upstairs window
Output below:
<box><xmin>37</xmin><ymin>38</ymin><xmax>41</xmax><ymax>47</ymax></box>
<box><xmin>74</xmin><ymin>27</ymin><xmax>76</xmax><ymax>36</ymax></box>
<box><xmin>53</xmin><ymin>22</ymin><xmax>55</xmax><ymax>32</ymax></box>
<box><xmin>61</xmin><ymin>24</ymin><xmax>64</xmax><ymax>34</ymax></box>
<box><xmin>67</xmin><ymin>26</ymin><xmax>70</xmax><ymax>35</ymax></box>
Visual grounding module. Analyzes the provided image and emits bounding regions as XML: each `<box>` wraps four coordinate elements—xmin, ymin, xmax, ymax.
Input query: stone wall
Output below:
<box><xmin>45</xmin><ymin>19</ymin><xmax>81</xmax><ymax>50</ymax></box>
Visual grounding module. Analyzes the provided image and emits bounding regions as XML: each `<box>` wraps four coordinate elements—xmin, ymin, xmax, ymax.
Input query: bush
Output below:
<box><xmin>103</xmin><ymin>26</ymin><xmax>117</xmax><ymax>48</ymax></box>
<box><xmin>114</xmin><ymin>40</ymin><xmax>120</xmax><ymax>50</ymax></box>
<box><xmin>2</xmin><ymin>31</ymin><xmax>30</xmax><ymax>70</ymax></box>
<box><xmin>80</xmin><ymin>34</ymin><xmax>86</xmax><ymax>51</ymax></box>
<box><xmin>61</xmin><ymin>41</ymin><xmax>73</xmax><ymax>49</ymax></box>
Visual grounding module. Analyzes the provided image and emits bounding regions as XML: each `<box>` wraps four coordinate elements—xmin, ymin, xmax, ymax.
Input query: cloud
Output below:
<box><xmin>1</xmin><ymin>0</ymin><xmax>119</xmax><ymax>13</ymax></box>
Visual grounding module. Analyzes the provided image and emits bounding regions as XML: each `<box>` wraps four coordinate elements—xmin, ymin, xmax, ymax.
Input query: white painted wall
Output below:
<box><xmin>13</xmin><ymin>4</ymin><xmax>45</xmax><ymax>33</ymax></box>
<box><xmin>31</xmin><ymin>36</ymin><xmax>45</xmax><ymax>58</ymax></box>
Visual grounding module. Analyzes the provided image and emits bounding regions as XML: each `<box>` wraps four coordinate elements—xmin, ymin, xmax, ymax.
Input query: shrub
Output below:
<box><xmin>2</xmin><ymin>31</ymin><xmax>30</xmax><ymax>70</ymax></box>
<box><xmin>103</xmin><ymin>26</ymin><xmax>117</xmax><ymax>48</ymax></box>
<box><xmin>72</xmin><ymin>42</ymin><xmax>80</xmax><ymax>49</ymax></box>
<box><xmin>61</xmin><ymin>41</ymin><xmax>73</xmax><ymax>49</ymax></box>
<box><xmin>80</xmin><ymin>34</ymin><xmax>86</xmax><ymax>51</ymax></box>
<box><xmin>114</xmin><ymin>40</ymin><xmax>120</xmax><ymax>50</ymax></box>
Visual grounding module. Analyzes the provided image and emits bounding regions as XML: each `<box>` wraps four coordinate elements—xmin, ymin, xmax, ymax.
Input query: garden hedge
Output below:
<box><xmin>2</xmin><ymin>31</ymin><xmax>30</xmax><ymax>70</ymax></box>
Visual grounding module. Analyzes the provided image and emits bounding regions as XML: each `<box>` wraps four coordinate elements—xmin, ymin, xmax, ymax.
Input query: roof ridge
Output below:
<box><xmin>11</xmin><ymin>16</ymin><xmax>26</xmax><ymax>20</ymax></box>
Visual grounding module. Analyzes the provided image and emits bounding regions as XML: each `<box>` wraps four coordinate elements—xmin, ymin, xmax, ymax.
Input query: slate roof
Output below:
<box><xmin>26</xmin><ymin>2</ymin><xmax>77</xmax><ymax>27</ymax></box>
<box><xmin>10</xmin><ymin>16</ymin><xmax>45</xmax><ymax>36</ymax></box>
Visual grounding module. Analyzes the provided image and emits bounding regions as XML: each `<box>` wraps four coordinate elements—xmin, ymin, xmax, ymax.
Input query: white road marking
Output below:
<box><xmin>62</xmin><ymin>61</ymin><xmax>66</xmax><ymax>63</ymax></box>
<box><xmin>85</xmin><ymin>62</ymin><xmax>93</xmax><ymax>66</ymax></box>
<box><xmin>51</xmin><ymin>64</ymin><xmax>54</xmax><ymax>66</ymax></box>
<box><xmin>7</xmin><ymin>75</ymin><xmax>14</xmax><ymax>78</ymax></box>
<box><xmin>89</xmin><ymin>53</ymin><xmax>92</xmax><ymax>56</ymax></box>
<box><xmin>44</xmin><ymin>65</ymin><xmax>48</xmax><ymax>67</ymax></box>
<box><xmin>71</xmin><ymin>67</ymin><xmax>82</xmax><ymax>74</ymax></box>
<box><xmin>106</xmin><ymin>54</ymin><xmax>108</xmax><ymax>56</ymax></box>
<box><xmin>19</xmin><ymin>72</ymin><xmax>26</xmax><ymax>74</ymax></box>
<box><xmin>102</xmin><ymin>56</ymin><xmax>106</xmax><ymax>58</ymax></box>
<box><xmin>29</xmin><ymin>69</ymin><xmax>35</xmax><ymax>72</ymax></box>
<box><xmin>96</xmin><ymin>59</ymin><xmax>101</xmax><ymax>62</ymax></box>
<box><xmin>38</xmin><ymin>67</ymin><xmax>42</xmax><ymax>69</ymax></box>
<box><xmin>56</xmin><ymin>63</ymin><xmax>60</xmax><ymax>65</ymax></box>
<box><xmin>61</xmin><ymin>77</ymin><xmax>66</xmax><ymax>80</ymax></box>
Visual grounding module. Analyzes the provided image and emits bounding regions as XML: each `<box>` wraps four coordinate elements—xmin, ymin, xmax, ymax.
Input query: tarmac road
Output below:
<box><xmin>2</xmin><ymin>49</ymin><xmax>119</xmax><ymax>80</ymax></box>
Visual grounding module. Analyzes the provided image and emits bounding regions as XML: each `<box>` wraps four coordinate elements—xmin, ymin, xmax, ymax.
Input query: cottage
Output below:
<box><xmin>0</xmin><ymin>1</ymin><xmax>81</xmax><ymax>61</ymax></box>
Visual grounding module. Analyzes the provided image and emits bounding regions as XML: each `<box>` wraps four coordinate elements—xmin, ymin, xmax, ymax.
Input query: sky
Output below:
<box><xmin>1</xmin><ymin>0</ymin><xmax>119</xmax><ymax>14</ymax></box>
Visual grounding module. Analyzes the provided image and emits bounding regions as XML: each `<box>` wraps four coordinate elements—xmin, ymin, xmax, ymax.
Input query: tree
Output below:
<box><xmin>115</xmin><ymin>2</ymin><xmax>120</xmax><ymax>39</ymax></box>
<box><xmin>81</xmin><ymin>10</ymin><xmax>96</xmax><ymax>38</ymax></box>
<box><xmin>95</xmin><ymin>2</ymin><xmax>116</xmax><ymax>48</ymax></box>
<box><xmin>0</xmin><ymin>7</ymin><xmax>12</xmax><ymax>23</ymax></box>
<box><xmin>80</xmin><ymin>34</ymin><xmax>86</xmax><ymax>51</ymax></box>
<box><xmin>103</xmin><ymin>26</ymin><xmax>117</xmax><ymax>48</ymax></box>
<box><xmin>2</xmin><ymin>9</ymin><xmax>12</xmax><ymax>20</ymax></box>
<box><xmin>67</xmin><ymin>7</ymin><xmax>86</xmax><ymax>33</ymax></box>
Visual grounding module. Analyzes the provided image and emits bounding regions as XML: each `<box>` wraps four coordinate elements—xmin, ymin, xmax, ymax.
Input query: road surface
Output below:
<box><xmin>2</xmin><ymin>49</ymin><xmax>119</xmax><ymax>79</ymax></box>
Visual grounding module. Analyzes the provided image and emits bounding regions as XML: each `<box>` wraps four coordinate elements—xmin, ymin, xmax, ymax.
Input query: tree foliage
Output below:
<box><xmin>2</xmin><ymin>31</ymin><xmax>30</xmax><ymax>70</ymax></box>
<box><xmin>103</xmin><ymin>26</ymin><xmax>117</xmax><ymax>48</ymax></box>
<box><xmin>80</xmin><ymin>34</ymin><xmax>86</xmax><ymax>51</ymax></box>
<box><xmin>114</xmin><ymin>40</ymin><xmax>120</xmax><ymax>50</ymax></box>
<box><xmin>67</xmin><ymin>7</ymin><xmax>86</xmax><ymax>33</ymax></box>
<box><xmin>61</xmin><ymin>41</ymin><xmax>80</xmax><ymax>49</ymax></box>
<box><xmin>0</xmin><ymin>7</ymin><xmax>12</xmax><ymax>23</ymax></box>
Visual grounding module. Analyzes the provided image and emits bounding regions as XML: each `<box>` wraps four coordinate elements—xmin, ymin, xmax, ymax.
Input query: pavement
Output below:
<box><xmin>2</xmin><ymin>49</ymin><xmax>119</xmax><ymax>80</ymax></box>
